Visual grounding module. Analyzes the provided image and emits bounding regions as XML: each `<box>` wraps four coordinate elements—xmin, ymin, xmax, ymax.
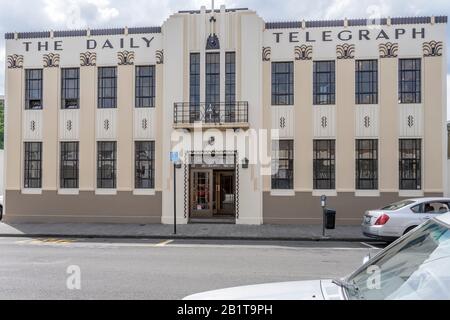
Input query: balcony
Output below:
<box><xmin>173</xmin><ymin>102</ymin><xmax>249</xmax><ymax>130</ymax></box>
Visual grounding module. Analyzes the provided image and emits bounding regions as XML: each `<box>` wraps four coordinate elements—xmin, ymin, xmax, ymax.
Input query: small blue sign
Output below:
<box><xmin>170</xmin><ymin>152</ymin><xmax>179</xmax><ymax>163</ymax></box>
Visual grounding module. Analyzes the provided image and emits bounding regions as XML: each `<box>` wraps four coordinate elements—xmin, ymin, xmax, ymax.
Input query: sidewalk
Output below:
<box><xmin>0</xmin><ymin>222</ymin><xmax>373</xmax><ymax>242</ymax></box>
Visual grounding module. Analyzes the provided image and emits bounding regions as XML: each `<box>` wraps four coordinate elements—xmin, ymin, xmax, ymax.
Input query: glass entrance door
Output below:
<box><xmin>214</xmin><ymin>171</ymin><xmax>235</xmax><ymax>216</ymax></box>
<box><xmin>190</xmin><ymin>170</ymin><xmax>213</xmax><ymax>217</ymax></box>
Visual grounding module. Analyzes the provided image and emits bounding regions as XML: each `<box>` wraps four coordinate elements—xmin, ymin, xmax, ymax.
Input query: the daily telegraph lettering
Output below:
<box><xmin>272</xmin><ymin>27</ymin><xmax>426</xmax><ymax>43</ymax></box>
<box><xmin>21</xmin><ymin>36</ymin><xmax>155</xmax><ymax>52</ymax></box>
<box><xmin>18</xmin><ymin>26</ymin><xmax>426</xmax><ymax>52</ymax></box>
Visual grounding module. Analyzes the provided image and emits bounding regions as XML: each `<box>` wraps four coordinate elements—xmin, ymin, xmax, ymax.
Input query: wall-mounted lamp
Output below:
<box><xmin>174</xmin><ymin>161</ymin><xmax>182</xmax><ymax>169</ymax></box>
<box><xmin>242</xmin><ymin>158</ymin><xmax>249</xmax><ymax>169</ymax></box>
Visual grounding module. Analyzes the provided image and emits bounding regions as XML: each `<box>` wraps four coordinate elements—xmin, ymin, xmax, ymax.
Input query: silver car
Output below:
<box><xmin>362</xmin><ymin>197</ymin><xmax>450</xmax><ymax>241</ymax></box>
<box><xmin>185</xmin><ymin>213</ymin><xmax>450</xmax><ymax>300</ymax></box>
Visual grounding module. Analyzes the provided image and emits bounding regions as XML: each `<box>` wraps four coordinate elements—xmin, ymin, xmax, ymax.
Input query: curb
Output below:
<box><xmin>0</xmin><ymin>233</ymin><xmax>379</xmax><ymax>242</ymax></box>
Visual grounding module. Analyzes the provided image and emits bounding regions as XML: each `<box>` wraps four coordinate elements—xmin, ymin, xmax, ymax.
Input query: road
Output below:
<box><xmin>0</xmin><ymin>237</ymin><xmax>384</xmax><ymax>300</ymax></box>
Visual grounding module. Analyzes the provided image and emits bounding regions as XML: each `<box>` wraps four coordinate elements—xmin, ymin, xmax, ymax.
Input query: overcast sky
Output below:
<box><xmin>0</xmin><ymin>0</ymin><xmax>449</xmax><ymax>115</ymax></box>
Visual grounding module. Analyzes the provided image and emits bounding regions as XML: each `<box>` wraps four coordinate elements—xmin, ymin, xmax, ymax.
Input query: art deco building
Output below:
<box><xmin>3</xmin><ymin>6</ymin><xmax>447</xmax><ymax>225</ymax></box>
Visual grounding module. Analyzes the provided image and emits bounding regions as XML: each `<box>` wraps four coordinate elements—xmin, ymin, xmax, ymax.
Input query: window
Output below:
<box><xmin>399</xmin><ymin>59</ymin><xmax>421</xmax><ymax>104</ymax></box>
<box><xmin>135</xmin><ymin>66</ymin><xmax>155</xmax><ymax>108</ymax></box>
<box><xmin>205</xmin><ymin>52</ymin><xmax>220</xmax><ymax>122</ymax></box>
<box><xmin>225</xmin><ymin>52</ymin><xmax>236</xmax><ymax>122</ymax></box>
<box><xmin>355</xmin><ymin>60</ymin><xmax>378</xmax><ymax>104</ymax></box>
<box><xmin>314</xmin><ymin>61</ymin><xmax>335</xmax><ymax>105</ymax></box>
<box><xmin>98</xmin><ymin>67</ymin><xmax>117</xmax><ymax>108</ymax></box>
<box><xmin>25</xmin><ymin>69</ymin><xmax>43</xmax><ymax>109</ymax></box>
<box><xmin>97</xmin><ymin>141</ymin><xmax>116</xmax><ymax>189</ymax></box>
<box><xmin>61</xmin><ymin>68</ymin><xmax>79</xmax><ymax>109</ymax></box>
<box><xmin>271</xmin><ymin>140</ymin><xmax>294</xmax><ymax>189</ymax></box>
<box><xmin>190</xmin><ymin>53</ymin><xmax>201</xmax><ymax>122</ymax></box>
<box><xmin>399</xmin><ymin>139</ymin><xmax>421</xmax><ymax>190</ymax></box>
<box><xmin>356</xmin><ymin>139</ymin><xmax>378</xmax><ymax>190</ymax></box>
<box><xmin>135</xmin><ymin>141</ymin><xmax>155</xmax><ymax>189</ymax></box>
<box><xmin>313</xmin><ymin>140</ymin><xmax>335</xmax><ymax>189</ymax></box>
<box><xmin>272</xmin><ymin>62</ymin><xmax>294</xmax><ymax>105</ymax></box>
<box><xmin>24</xmin><ymin>142</ymin><xmax>42</xmax><ymax>188</ymax></box>
<box><xmin>60</xmin><ymin>142</ymin><xmax>79</xmax><ymax>189</ymax></box>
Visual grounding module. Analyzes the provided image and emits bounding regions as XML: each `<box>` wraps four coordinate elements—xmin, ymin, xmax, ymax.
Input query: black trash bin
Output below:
<box><xmin>324</xmin><ymin>208</ymin><xmax>336</xmax><ymax>230</ymax></box>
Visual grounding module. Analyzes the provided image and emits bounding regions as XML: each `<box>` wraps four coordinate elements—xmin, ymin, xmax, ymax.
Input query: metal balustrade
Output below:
<box><xmin>173</xmin><ymin>102</ymin><xmax>249</xmax><ymax>128</ymax></box>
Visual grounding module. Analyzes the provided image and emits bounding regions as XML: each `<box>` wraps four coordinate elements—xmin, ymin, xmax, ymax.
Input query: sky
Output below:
<box><xmin>0</xmin><ymin>0</ymin><xmax>449</xmax><ymax>116</ymax></box>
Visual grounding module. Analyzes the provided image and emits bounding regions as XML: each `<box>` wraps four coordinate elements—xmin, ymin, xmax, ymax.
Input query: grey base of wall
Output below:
<box><xmin>3</xmin><ymin>190</ymin><xmax>162</xmax><ymax>224</ymax></box>
<box><xmin>263</xmin><ymin>191</ymin><xmax>443</xmax><ymax>225</ymax></box>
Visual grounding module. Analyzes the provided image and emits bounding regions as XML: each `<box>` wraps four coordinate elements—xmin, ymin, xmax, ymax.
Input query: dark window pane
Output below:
<box><xmin>314</xmin><ymin>61</ymin><xmax>335</xmax><ymax>105</ymax></box>
<box><xmin>399</xmin><ymin>59</ymin><xmax>421</xmax><ymax>104</ymax></box>
<box><xmin>25</xmin><ymin>69</ymin><xmax>43</xmax><ymax>110</ymax></box>
<box><xmin>399</xmin><ymin>139</ymin><xmax>422</xmax><ymax>190</ymax></box>
<box><xmin>135</xmin><ymin>141</ymin><xmax>155</xmax><ymax>189</ymax></box>
<box><xmin>24</xmin><ymin>142</ymin><xmax>42</xmax><ymax>188</ymax></box>
<box><xmin>355</xmin><ymin>139</ymin><xmax>378</xmax><ymax>190</ymax></box>
<box><xmin>97</xmin><ymin>141</ymin><xmax>117</xmax><ymax>188</ymax></box>
<box><xmin>98</xmin><ymin>67</ymin><xmax>117</xmax><ymax>108</ymax></box>
<box><xmin>313</xmin><ymin>140</ymin><xmax>335</xmax><ymax>189</ymax></box>
<box><xmin>60</xmin><ymin>142</ymin><xmax>79</xmax><ymax>188</ymax></box>
<box><xmin>271</xmin><ymin>140</ymin><xmax>294</xmax><ymax>190</ymax></box>
<box><xmin>272</xmin><ymin>62</ymin><xmax>294</xmax><ymax>106</ymax></box>
<box><xmin>135</xmin><ymin>66</ymin><xmax>155</xmax><ymax>108</ymax></box>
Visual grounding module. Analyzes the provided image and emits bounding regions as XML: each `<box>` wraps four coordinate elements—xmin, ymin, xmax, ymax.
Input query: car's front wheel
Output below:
<box><xmin>403</xmin><ymin>226</ymin><xmax>417</xmax><ymax>235</ymax></box>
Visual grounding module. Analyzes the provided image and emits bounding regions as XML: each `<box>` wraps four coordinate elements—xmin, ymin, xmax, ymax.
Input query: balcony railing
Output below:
<box><xmin>173</xmin><ymin>102</ymin><xmax>249</xmax><ymax>128</ymax></box>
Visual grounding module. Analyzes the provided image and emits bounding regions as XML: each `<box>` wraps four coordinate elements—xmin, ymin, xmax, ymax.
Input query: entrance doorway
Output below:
<box><xmin>190</xmin><ymin>169</ymin><xmax>236</xmax><ymax>220</ymax></box>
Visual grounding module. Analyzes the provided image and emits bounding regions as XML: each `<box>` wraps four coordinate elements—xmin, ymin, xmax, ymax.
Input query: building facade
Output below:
<box><xmin>3</xmin><ymin>6</ymin><xmax>448</xmax><ymax>225</ymax></box>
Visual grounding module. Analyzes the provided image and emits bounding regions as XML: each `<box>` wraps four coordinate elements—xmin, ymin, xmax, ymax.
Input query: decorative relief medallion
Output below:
<box><xmin>141</xmin><ymin>118</ymin><xmax>148</xmax><ymax>130</ymax></box>
<box><xmin>80</xmin><ymin>52</ymin><xmax>97</xmax><ymax>67</ymax></box>
<box><xmin>7</xmin><ymin>54</ymin><xmax>24</xmax><ymax>68</ymax></box>
<box><xmin>43</xmin><ymin>53</ymin><xmax>60</xmax><ymax>68</ymax></box>
<box><xmin>117</xmin><ymin>50</ymin><xmax>135</xmax><ymax>65</ymax></box>
<box><xmin>66</xmin><ymin>120</ymin><xmax>73</xmax><ymax>132</ymax></box>
<box><xmin>321</xmin><ymin>116</ymin><xmax>328</xmax><ymax>128</ymax></box>
<box><xmin>279</xmin><ymin>117</ymin><xmax>286</xmax><ymax>129</ymax></box>
<box><xmin>104</xmin><ymin>119</ymin><xmax>110</xmax><ymax>131</ymax></box>
<box><xmin>30</xmin><ymin>120</ymin><xmax>36</xmax><ymax>132</ymax></box>
<box><xmin>336</xmin><ymin>43</ymin><xmax>355</xmax><ymax>59</ymax></box>
<box><xmin>294</xmin><ymin>45</ymin><xmax>313</xmax><ymax>60</ymax></box>
<box><xmin>407</xmin><ymin>115</ymin><xmax>415</xmax><ymax>128</ymax></box>
<box><xmin>379</xmin><ymin>42</ymin><xmax>398</xmax><ymax>58</ymax></box>
<box><xmin>364</xmin><ymin>116</ymin><xmax>371</xmax><ymax>128</ymax></box>
<box><xmin>262</xmin><ymin>47</ymin><xmax>271</xmax><ymax>62</ymax></box>
<box><xmin>206</xmin><ymin>34</ymin><xmax>220</xmax><ymax>50</ymax></box>
<box><xmin>156</xmin><ymin>50</ymin><xmax>164</xmax><ymax>64</ymax></box>
<box><xmin>423</xmin><ymin>41</ymin><xmax>443</xmax><ymax>57</ymax></box>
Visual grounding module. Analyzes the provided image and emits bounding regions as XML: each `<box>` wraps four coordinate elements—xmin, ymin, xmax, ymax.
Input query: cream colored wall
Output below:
<box><xmin>117</xmin><ymin>65</ymin><xmax>134</xmax><ymax>191</ymax></box>
<box><xmin>42</xmin><ymin>68</ymin><xmax>59</xmax><ymax>190</ymax></box>
<box><xmin>79</xmin><ymin>66</ymin><xmax>96</xmax><ymax>191</ymax></box>
<box><xmin>336</xmin><ymin>60</ymin><xmax>355</xmax><ymax>192</ymax></box>
<box><xmin>262</xmin><ymin>62</ymin><xmax>271</xmax><ymax>191</ymax></box>
<box><xmin>5</xmin><ymin>69</ymin><xmax>23</xmax><ymax>190</ymax></box>
<box><xmin>295</xmin><ymin>60</ymin><xmax>313</xmax><ymax>191</ymax></box>
<box><xmin>424</xmin><ymin>56</ymin><xmax>444</xmax><ymax>193</ymax></box>
<box><xmin>155</xmin><ymin>64</ymin><xmax>164</xmax><ymax>191</ymax></box>
<box><xmin>379</xmin><ymin>58</ymin><xmax>399</xmax><ymax>192</ymax></box>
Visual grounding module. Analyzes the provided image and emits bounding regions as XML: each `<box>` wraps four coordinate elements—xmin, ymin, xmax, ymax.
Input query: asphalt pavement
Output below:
<box><xmin>0</xmin><ymin>237</ymin><xmax>385</xmax><ymax>300</ymax></box>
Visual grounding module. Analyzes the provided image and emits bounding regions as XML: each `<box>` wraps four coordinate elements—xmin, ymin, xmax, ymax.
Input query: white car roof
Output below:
<box><xmin>404</xmin><ymin>197</ymin><xmax>450</xmax><ymax>203</ymax></box>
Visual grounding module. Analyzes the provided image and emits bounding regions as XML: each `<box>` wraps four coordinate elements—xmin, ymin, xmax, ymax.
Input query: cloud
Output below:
<box><xmin>43</xmin><ymin>0</ymin><xmax>119</xmax><ymax>29</ymax></box>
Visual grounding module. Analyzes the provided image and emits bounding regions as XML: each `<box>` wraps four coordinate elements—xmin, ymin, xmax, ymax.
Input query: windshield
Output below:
<box><xmin>345</xmin><ymin>220</ymin><xmax>450</xmax><ymax>300</ymax></box>
<box><xmin>380</xmin><ymin>200</ymin><xmax>415</xmax><ymax>211</ymax></box>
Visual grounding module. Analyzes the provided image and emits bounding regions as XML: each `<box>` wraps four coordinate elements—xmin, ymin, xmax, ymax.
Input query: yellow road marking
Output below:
<box><xmin>155</xmin><ymin>240</ymin><xmax>174</xmax><ymax>247</ymax></box>
<box><xmin>16</xmin><ymin>238</ymin><xmax>76</xmax><ymax>245</ymax></box>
